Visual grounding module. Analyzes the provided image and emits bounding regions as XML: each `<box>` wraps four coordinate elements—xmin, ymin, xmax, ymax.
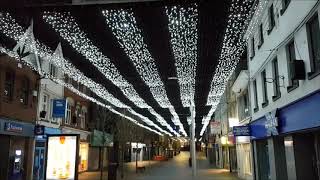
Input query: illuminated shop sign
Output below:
<box><xmin>4</xmin><ymin>122</ymin><xmax>23</xmax><ymax>133</ymax></box>
<box><xmin>45</xmin><ymin>135</ymin><xmax>79</xmax><ymax>180</ymax></box>
<box><xmin>233</xmin><ymin>126</ymin><xmax>251</xmax><ymax>136</ymax></box>
<box><xmin>52</xmin><ymin>99</ymin><xmax>67</xmax><ymax>118</ymax></box>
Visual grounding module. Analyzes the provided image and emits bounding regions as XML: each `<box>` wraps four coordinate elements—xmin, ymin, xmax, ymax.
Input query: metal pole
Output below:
<box><xmin>190</xmin><ymin>102</ymin><xmax>197</xmax><ymax>177</ymax></box>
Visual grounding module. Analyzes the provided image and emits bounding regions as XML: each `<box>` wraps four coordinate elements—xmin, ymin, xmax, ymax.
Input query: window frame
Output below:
<box><xmin>250</xmin><ymin>37</ymin><xmax>255</xmax><ymax>59</ymax></box>
<box><xmin>307</xmin><ymin>13</ymin><xmax>320</xmax><ymax>79</ymax></box>
<box><xmin>258</xmin><ymin>24</ymin><xmax>264</xmax><ymax>48</ymax></box>
<box><xmin>286</xmin><ymin>40</ymin><xmax>299</xmax><ymax>92</ymax></box>
<box><xmin>272</xmin><ymin>58</ymin><xmax>281</xmax><ymax>101</ymax></box>
<box><xmin>261</xmin><ymin>70</ymin><xmax>269</xmax><ymax>107</ymax></box>
<box><xmin>4</xmin><ymin>70</ymin><xmax>15</xmax><ymax>102</ymax></box>
<box><xmin>280</xmin><ymin>0</ymin><xmax>291</xmax><ymax>15</ymax></box>
<box><xmin>268</xmin><ymin>4</ymin><xmax>275</xmax><ymax>34</ymax></box>
<box><xmin>20</xmin><ymin>77</ymin><xmax>29</xmax><ymax>105</ymax></box>
<box><xmin>65</xmin><ymin>102</ymin><xmax>72</xmax><ymax>125</ymax></box>
<box><xmin>49</xmin><ymin>63</ymin><xmax>57</xmax><ymax>77</ymax></box>
<box><xmin>253</xmin><ymin>80</ymin><xmax>259</xmax><ymax>112</ymax></box>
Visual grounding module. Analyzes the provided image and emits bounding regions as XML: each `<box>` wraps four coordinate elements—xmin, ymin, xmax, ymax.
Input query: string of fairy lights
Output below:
<box><xmin>42</xmin><ymin>11</ymin><xmax>180</xmax><ymax>136</ymax></box>
<box><xmin>102</xmin><ymin>9</ymin><xmax>187</xmax><ymax>136</ymax></box>
<box><xmin>0</xmin><ymin>12</ymin><xmax>166</xmax><ymax>136</ymax></box>
<box><xmin>1</xmin><ymin>0</ymin><xmax>256</xmax><ymax>138</ymax></box>
<box><xmin>166</xmin><ymin>4</ymin><xmax>198</xmax><ymax>108</ymax></box>
<box><xmin>200</xmin><ymin>0</ymin><xmax>254</xmax><ymax>136</ymax></box>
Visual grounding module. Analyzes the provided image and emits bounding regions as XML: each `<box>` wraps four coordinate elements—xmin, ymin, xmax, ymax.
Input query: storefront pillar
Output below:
<box><xmin>284</xmin><ymin>136</ymin><xmax>297</xmax><ymax>180</ymax></box>
<box><xmin>267</xmin><ymin>137</ymin><xmax>287</xmax><ymax>180</ymax></box>
<box><xmin>26</xmin><ymin>137</ymin><xmax>35</xmax><ymax>180</ymax></box>
<box><xmin>252</xmin><ymin>141</ymin><xmax>259</xmax><ymax>180</ymax></box>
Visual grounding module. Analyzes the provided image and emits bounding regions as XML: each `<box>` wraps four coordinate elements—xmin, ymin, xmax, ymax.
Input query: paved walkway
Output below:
<box><xmin>79</xmin><ymin>151</ymin><xmax>241</xmax><ymax>180</ymax></box>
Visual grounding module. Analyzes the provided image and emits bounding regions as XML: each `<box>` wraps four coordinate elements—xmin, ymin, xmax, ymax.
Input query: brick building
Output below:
<box><xmin>0</xmin><ymin>55</ymin><xmax>39</xmax><ymax>180</ymax></box>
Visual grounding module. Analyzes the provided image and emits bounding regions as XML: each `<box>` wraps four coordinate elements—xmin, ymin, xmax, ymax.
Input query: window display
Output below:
<box><xmin>46</xmin><ymin>135</ymin><xmax>78</xmax><ymax>180</ymax></box>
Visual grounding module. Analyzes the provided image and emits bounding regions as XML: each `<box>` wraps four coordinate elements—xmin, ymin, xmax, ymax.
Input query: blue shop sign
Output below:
<box><xmin>52</xmin><ymin>99</ymin><xmax>66</xmax><ymax>118</ymax></box>
<box><xmin>34</xmin><ymin>125</ymin><xmax>45</xmax><ymax>135</ymax></box>
<box><xmin>250</xmin><ymin>91</ymin><xmax>320</xmax><ymax>139</ymax></box>
<box><xmin>4</xmin><ymin>122</ymin><xmax>23</xmax><ymax>133</ymax></box>
<box><xmin>233</xmin><ymin>126</ymin><xmax>251</xmax><ymax>136</ymax></box>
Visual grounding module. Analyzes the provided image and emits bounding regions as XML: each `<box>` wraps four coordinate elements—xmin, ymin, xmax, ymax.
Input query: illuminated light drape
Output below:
<box><xmin>0</xmin><ymin>12</ymin><xmax>164</xmax><ymax>136</ymax></box>
<box><xmin>166</xmin><ymin>4</ymin><xmax>198</xmax><ymax>107</ymax></box>
<box><xmin>200</xmin><ymin>0</ymin><xmax>254</xmax><ymax>136</ymax></box>
<box><xmin>102</xmin><ymin>9</ymin><xmax>186</xmax><ymax>136</ymax></box>
<box><xmin>43</xmin><ymin>11</ymin><xmax>179</xmax><ymax>136</ymax></box>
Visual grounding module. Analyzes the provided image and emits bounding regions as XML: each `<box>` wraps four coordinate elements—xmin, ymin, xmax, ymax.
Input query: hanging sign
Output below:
<box><xmin>233</xmin><ymin>126</ymin><xmax>251</xmax><ymax>136</ymax></box>
<box><xmin>52</xmin><ymin>99</ymin><xmax>66</xmax><ymax>118</ymax></box>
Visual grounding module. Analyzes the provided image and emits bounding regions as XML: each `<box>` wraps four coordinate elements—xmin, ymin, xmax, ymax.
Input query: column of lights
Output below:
<box><xmin>42</xmin><ymin>11</ymin><xmax>179</xmax><ymax>136</ymax></box>
<box><xmin>166</xmin><ymin>4</ymin><xmax>198</xmax><ymax>108</ymax></box>
<box><xmin>0</xmin><ymin>12</ymin><xmax>165</xmax><ymax>136</ymax></box>
<box><xmin>200</xmin><ymin>0</ymin><xmax>254</xmax><ymax>136</ymax></box>
<box><xmin>244</xmin><ymin>0</ymin><xmax>268</xmax><ymax>41</ymax></box>
<box><xmin>102</xmin><ymin>9</ymin><xmax>187</xmax><ymax>137</ymax></box>
<box><xmin>0</xmin><ymin>47</ymin><xmax>162</xmax><ymax>136</ymax></box>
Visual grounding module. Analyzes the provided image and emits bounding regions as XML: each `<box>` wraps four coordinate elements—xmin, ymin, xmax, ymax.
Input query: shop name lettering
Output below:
<box><xmin>5</xmin><ymin>123</ymin><xmax>23</xmax><ymax>132</ymax></box>
<box><xmin>233</xmin><ymin>126</ymin><xmax>251</xmax><ymax>136</ymax></box>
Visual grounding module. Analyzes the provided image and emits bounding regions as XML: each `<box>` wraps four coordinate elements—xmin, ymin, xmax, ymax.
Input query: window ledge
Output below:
<box><xmin>287</xmin><ymin>85</ymin><xmax>299</xmax><ymax>93</ymax></box>
<box><xmin>308</xmin><ymin>70</ymin><xmax>320</xmax><ymax>80</ymax></box>
<box><xmin>262</xmin><ymin>101</ymin><xmax>269</xmax><ymax>108</ymax></box>
<box><xmin>272</xmin><ymin>94</ymin><xmax>281</xmax><ymax>102</ymax></box>
<box><xmin>254</xmin><ymin>107</ymin><xmax>259</xmax><ymax>113</ymax></box>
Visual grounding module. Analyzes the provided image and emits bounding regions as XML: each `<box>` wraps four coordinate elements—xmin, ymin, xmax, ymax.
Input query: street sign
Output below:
<box><xmin>52</xmin><ymin>99</ymin><xmax>66</xmax><ymax>118</ymax></box>
<box><xmin>233</xmin><ymin>126</ymin><xmax>251</xmax><ymax>136</ymax></box>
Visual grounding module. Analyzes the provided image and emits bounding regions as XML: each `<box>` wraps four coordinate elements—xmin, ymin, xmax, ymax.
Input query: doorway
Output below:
<box><xmin>33</xmin><ymin>147</ymin><xmax>45</xmax><ymax>180</ymax></box>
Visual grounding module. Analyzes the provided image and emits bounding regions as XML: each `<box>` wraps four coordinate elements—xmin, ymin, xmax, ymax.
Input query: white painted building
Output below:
<box><xmin>36</xmin><ymin>45</ymin><xmax>64</xmax><ymax>128</ymax></box>
<box><xmin>245</xmin><ymin>0</ymin><xmax>320</xmax><ymax>179</ymax></box>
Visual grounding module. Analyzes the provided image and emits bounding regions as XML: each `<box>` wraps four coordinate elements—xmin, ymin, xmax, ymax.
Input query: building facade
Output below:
<box><xmin>0</xmin><ymin>55</ymin><xmax>39</xmax><ymax>180</ymax></box>
<box><xmin>245</xmin><ymin>0</ymin><xmax>320</xmax><ymax>179</ymax></box>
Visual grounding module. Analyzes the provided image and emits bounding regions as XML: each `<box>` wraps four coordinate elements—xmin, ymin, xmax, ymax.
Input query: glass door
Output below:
<box><xmin>33</xmin><ymin>147</ymin><xmax>45</xmax><ymax>180</ymax></box>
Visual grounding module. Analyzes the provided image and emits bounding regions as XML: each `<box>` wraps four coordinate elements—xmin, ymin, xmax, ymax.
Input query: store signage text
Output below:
<box><xmin>4</xmin><ymin>122</ymin><xmax>23</xmax><ymax>133</ymax></box>
<box><xmin>233</xmin><ymin>126</ymin><xmax>251</xmax><ymax>136</ymax></box>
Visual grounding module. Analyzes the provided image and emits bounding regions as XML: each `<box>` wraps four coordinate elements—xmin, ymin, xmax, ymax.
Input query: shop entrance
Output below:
<box><xmin>33</xmin><ymin>147</ymin><xmax>45</xmax><ymax>180</ymax></box>
<box><xmin>256</xmin><ymin>139</ymin><xmax>270</xmax><ymax>180</ymax></box>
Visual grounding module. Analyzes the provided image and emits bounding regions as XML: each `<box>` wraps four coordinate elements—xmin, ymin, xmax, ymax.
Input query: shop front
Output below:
<box><xmin>62</xmin><ymin>127</ymin><xmax>91</xmax><ymax>173</ymax></box>
<box><xmin>250</xmin><ymin>90</ymin><xmax>320</xmax><ymax>180</ymax></box>
<box><xmin>33</xmin><ymin>126</ymin><xmax>61</xmax><ymax>180</ymax></box>
<box><xmin>88</xmin><ymin>130</ymin><xmax>113</xmax><ymax>171</ymax></box>
<box><xmin>0</xmin><ymin>118</ymin><xmax>35</xmax><ymax>180</ymax></box>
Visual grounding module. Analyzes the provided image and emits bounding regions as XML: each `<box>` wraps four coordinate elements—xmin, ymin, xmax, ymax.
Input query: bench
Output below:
<box><xmin>136</xmin><ymin>166</ymin><xmax>146</xmax><ymax>173</ymax></box>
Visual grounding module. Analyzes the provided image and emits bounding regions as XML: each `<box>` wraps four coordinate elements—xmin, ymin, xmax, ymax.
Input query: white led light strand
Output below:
<box><xmin>201</xmin><ymin>0</ymin><xmax>253</xmax><ymax>136</ymax></box>
<box><xmin>166</xmin><ymin>4</ymin><xmax>198</xmax><ymax>107</ymax></box>
<box><xmin>43</xmin><ymin>11</ymin><xmax>178</xmax><ymax>136</ymax></box>
<box><xmin>102</xmin><ymin>9</ymin><xmax>187</xmax><ymax>136</ymax></box>
<box><xmin>0</xmin><ymin>12</ymin><xmax>164</xmax><ymax>136</ymax></box>
<box><xmin>43</xmin><ymin>11</ymin><xmax>149</xmax><ymax>109</ymax></box>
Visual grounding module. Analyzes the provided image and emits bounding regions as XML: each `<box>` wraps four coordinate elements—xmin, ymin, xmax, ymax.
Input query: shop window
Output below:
<box><xmin>4</xmin><ymin>70</ymin><xmax>15</xmax><ymax>101</ymax></box>
<box><xmin>307</xmin><ymin>13</ymin><xmax>320</xmax><ymax>79</ymax></box>
<box><xmin>20</xmin><ymin>77</ymin><xmax>29</xmax><ymax>105</ymax></box>
<box><xmin>258</xmin><ymin>24</ymin><xmax>264</xmax><ymax>48</ymax></box>
<box><xmin>261</xmin><ymin>70</ymin><xmax>269</xmax><ymax>107</ymax></box>
<box><xmin>253</xmin><ymin>80</ymin><xmax>259</xmax><ymax>112</ymax></box>
<box><xmin>272</xmin><ymin>58</ymin><xmax>281</xmax><ymax>101</ymax></box>
<box><xmin>286</xmin><ymin>40</ymin><xmax>299</xmax><ymax>92</ymax></box>
<box><xmin>268</xmin><ymin>4</ymin><xmax>275</xmax><ymax>34</ymax></box>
